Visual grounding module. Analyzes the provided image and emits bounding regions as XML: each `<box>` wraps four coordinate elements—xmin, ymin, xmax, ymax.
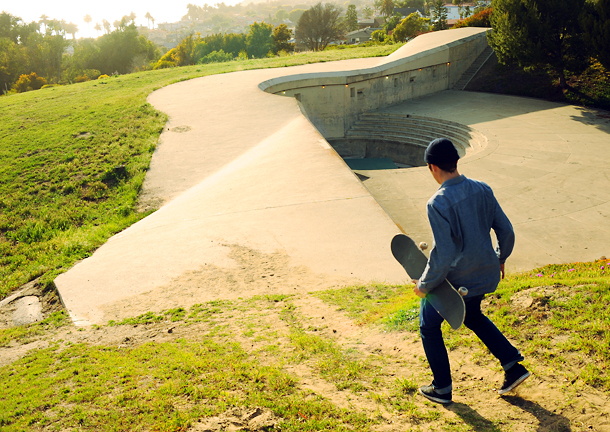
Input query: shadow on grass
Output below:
<box><xmin>501</xmin><ymin>395</ymin><xmax>572</xmax><ymax>432</ymax></box>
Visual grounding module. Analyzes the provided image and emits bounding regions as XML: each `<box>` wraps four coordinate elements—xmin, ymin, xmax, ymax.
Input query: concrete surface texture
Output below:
<box><xmin>54</xmin><ymin>29</ymin><xmax>610</xmax><ymax>326</ymax></box>
<box><xmin>357</xmin><ymin>91</ymin><xmax>610</xmax><ymax>271</ymax></box>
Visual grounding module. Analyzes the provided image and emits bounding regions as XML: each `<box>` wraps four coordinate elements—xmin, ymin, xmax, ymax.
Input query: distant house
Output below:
<box><xmin>345</xmin><ymin>27</ymin><xmax>379</xmax><ymax>44</ymax></box>
<box><xmin>358</xmin><ymin>18</ymin><xmax>384</xmax><ymax>29</ymax></box>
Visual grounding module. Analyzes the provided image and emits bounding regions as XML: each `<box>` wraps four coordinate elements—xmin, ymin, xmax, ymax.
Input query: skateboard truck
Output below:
<box><xmin>417</xmin><ymin>241</ymin><xmax>468</xmax><ymax>297</ymax></box>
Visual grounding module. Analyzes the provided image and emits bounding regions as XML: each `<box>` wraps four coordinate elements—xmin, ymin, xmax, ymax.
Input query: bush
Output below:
<box><xmin>98</xmin><ymin>74</ymin><xmax>110</xmax><ymax>79</ymax></box>
<box><xmin>196</xmin><ymin>50</ymin><xmax>234</xmax><ymax>65</ymax></box>
<box><xmin>152</xmin><ymin>60</ymin><xmax>176</xmax><ymax>70</ymax></box>
<box><xmin>452</xmin><ymin>8</ymin><xmax>492</xmax><ymax>29</ymax></box>
<box><xmin>371</xmin><ymin>29</ymin><xmax>388</xmax><ymax>44</ymax></box>
<box><xmin>75</xmin><ymin>75</ymin><xmax>90</xmax><ymax>83</ymax></box>
<box><xmin>12</xmin><ymin>72</ymin><xmax>48</xmax><ymax>93</ymax></box>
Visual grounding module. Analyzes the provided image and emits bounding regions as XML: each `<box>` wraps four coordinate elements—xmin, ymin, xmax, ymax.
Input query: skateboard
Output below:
<box><xmin>391</xmin><ymin>233</ymin><xmax>466</xmax><ymax>330</ymax></box>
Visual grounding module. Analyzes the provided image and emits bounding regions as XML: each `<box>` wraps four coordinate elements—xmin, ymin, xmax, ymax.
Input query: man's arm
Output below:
<box><xmin>492</xmin><ymin>199</ymin><xmax>515</xmax><ymax>266</ymax></box>
<box><xmin>417</xmin><ymin>204</ymin><xmax>457</xmax><ymax>294</ymax></box>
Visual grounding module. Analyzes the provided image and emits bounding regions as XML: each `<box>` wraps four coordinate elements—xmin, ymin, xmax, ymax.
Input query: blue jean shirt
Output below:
<box><xmin>417</xmin><ymin>175</ymin><xmax>515</xmax><ymax>297</ymax></box>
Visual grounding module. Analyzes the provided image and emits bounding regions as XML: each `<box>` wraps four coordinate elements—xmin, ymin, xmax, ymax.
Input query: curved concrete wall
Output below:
<box><xmin>258</xmin><ymin>28</ymin><xmax>489</xmax><ymax>139</ymax></box>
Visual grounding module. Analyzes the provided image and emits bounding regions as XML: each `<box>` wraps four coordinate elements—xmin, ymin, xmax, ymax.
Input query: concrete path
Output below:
<box><xmin>54</xmin><ymin>34</ymin><xmax>610</xmax><ymax>326</ymax></box>
<box><xmin>55</xmin><ymin>58</ymin><xmax>409</xmax><ymax>326</ymax></box>
<box><xmin>359</xmin><ymin>91</ymin><xmax>610</xmax><ymax>271</ymax></box>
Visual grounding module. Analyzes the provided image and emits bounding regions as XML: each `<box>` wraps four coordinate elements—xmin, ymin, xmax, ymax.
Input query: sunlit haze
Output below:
<box><xmin>3</xmin><ymin>0</ymin><xmax>246</xmax><ymax>39</ymax></box>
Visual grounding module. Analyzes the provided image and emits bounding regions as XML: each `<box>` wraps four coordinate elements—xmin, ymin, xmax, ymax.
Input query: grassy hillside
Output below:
<box><xmin>0</xmin><ymin>44</ymin><xmax>401</xmax><ymax>300</ymax></box>
<box><xmin>1</xmin><ymin>261</ymin><xmax>608</xmax><ymax>430</ymax></box>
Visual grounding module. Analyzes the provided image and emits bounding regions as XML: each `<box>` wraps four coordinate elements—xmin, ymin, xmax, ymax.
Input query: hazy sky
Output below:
<box><xmin>3</xmin><ymin>0</ymin><xmax>244</xmax><ymax>39</ymax></box>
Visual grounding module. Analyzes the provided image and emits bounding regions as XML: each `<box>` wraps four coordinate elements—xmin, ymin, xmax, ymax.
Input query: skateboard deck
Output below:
<box><xmin>391</xmin><ymin>233</ymin><xmax>466</xmax><ymax>330</ymax></box>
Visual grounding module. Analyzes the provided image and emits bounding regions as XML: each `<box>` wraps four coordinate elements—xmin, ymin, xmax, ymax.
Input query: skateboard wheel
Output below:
<box><xmin>419</xmin><ymin>242</ymin><xmax>428</xmax><ymax>250</ymax></box>
<box><xmin>458</xmin><ymin>287</ymin><xmax>468</xmax><ymax>296</ymax></box>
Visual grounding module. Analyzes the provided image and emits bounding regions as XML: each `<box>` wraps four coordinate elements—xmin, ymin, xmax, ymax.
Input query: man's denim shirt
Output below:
<box><xmin>417</xmin><ymin>175</ymin><xmax>515</xmax><ymax>297</ymax></box>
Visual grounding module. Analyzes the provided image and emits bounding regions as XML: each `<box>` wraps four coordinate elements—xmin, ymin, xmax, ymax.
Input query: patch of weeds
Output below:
<box><xmin>0</xmin><ymin>336</ymin><xmax>379</xmax><ymax>431</ymax></box>
<box><xmin>0</xmin><ymin>311</ymin><xmax>70</xmax><ymax>346</ymax></box>
<box><xmin>280</xmin><ymin>302</ymin><xmax>375</xmax><ymax>392</ymax></box>
<box><xmin>314</xmin><ymin>283</ymin><xmax>419</xmax><ymax>327</ymax></box>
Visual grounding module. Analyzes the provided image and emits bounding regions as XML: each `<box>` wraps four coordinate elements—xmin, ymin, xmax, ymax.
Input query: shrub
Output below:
<box><xmin>13</xmin><ymin>72</ymin><xmax>48</xmax><ymax>93</ymax></box>
<box><xmin>98</xmin><ymin>74</ymin><xmax>110</xmax><ymax>79</ymax></box>
<box><xmin>75</xmin><ymin>75</ymin><xmax>90</xmax><ymax>83</ymax></box>
<box><xmin>196</xmin><ymin>50</ymin><xmax>234</xmax><ymax>64</ymax></box>
<box><xmin>452</xmin><ymin>8</ymin><xmax>492</xmax><ymax>29</ymax></box>
<box><xmin>153</xmin><ymin>60</ymin><xmax>176</xmax><ymax>70</ymax></box>
<box><xmin>371</xmin><ymin>29</ymin><xmax>388</xmax><ymax>43</ymax></box>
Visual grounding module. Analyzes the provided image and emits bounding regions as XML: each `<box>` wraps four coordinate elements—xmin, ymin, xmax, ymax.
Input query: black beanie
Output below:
<box><xmin>424</xmin><ymin>138</ymin><xmax>459</xmax><ymax>165</ymax></box>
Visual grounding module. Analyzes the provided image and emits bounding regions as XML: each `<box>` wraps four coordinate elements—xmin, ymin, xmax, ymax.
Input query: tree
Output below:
<box><xmin>396</xmin><ymin>0</ymin><xmax>425</xmax><ymax>7</ymax></box>
<box><xmin>94</xmin><ymin>24</ymin><xmax>159</xmax><ymax>74</ymax></box>
<box><xmin>381</xmin><ymin>0</ymin><xmax>396</xmax><ymax>18</ymax></box>
<box><xmin>144</xmin><ymin>12</ymin><xmax>152</xmax><ymax>29</ymax></box>
<box><xmin>362</xmin><ymin>7</ymin><xmax>374</xmax><ymax>19</ymax></box>
<box><xmin>452</xmin><ymin>7</ymin><xmax>491</xmax><ymax>28</ymax></box>
<box><xmin>273</xmin><ymin>24</ymin><xmax>293</xmax><ymax>53</ymax></box>
<box><xmin>84</xmin><ymin>15</ymin><xmax>92</xmax><ymax>27</ymax></box>
<box><xmin>296</xmin><ymin>3</ymin><xmax>345</xmax><ymax>51</ymax></box>
<box><xmin>64</xmin><ymin>22</ymin><xmax>78</xmax><ymax>40</ymax></box>
<box><xmin>102</xmin><ymin>19</ymin><xmax>111</xmax><ymax>34</ymax></box>
<box><xmin>275</xmin><ymin>9</ymin><xmax>289</xmax><ymax>22</ymax></box>
<box><xmin>94</xmin><ymin>23</ymin><xmax>101</xmax><ymax>36</ymax></box>
<box><xmin>383</xmin><ymin>12</ymin><xmax>403</xmax><ymax>33</ymax></box>
<box><xmin>453</xmin><ymin>0</ymin><xmax>465</xmax><ymax>19</ymax></box>
<box><xmin>345</xmin><ymin>5</ymin><xmax>359</xmax><ymax>32</ymax></box>
<box><xmin>431</xmin><ymin>0</ymin><xmax>448</xmax><ymax>30</ymax></box>
<box><xmin>39</xmin><ymin>14</ymin><xmax>49</xmax><ymax>33</ymax></box>
<box><xmin>289</xmin><ymin>9</ymin><xmax>306</xmax><ymax>24</ymax></box>
<box><xmin>581</xmin><ymin>0</ymin><xmax>610</xmax><ymax>70</ymax></box>
<box><xmin>487</xmin><ymin>0</ymin><xmax>589</xmax><ymax>89</ymax></box>
<box><xmin>392</xmin><ymin>12</ymin><xmax>430</xmax><ymax>41</ymax></box>
<box><xmin>246</xmin><ymin>21</ymin><xmax>274</xmax><ymax>58</ymax></box>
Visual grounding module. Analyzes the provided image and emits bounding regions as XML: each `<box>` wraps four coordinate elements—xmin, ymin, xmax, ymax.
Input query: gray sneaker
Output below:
<box><xmin>499</xmin><ymin>363</ymin><xmax>530</xmax><ymax>394</ymax></box>
<box><xmin>418</xmin><ymin>384</ymin><xmax>452</xmax><ymax>404</ymax></box>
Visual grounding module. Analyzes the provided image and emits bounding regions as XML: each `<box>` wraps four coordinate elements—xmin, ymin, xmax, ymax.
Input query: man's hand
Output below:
<box><xmin>412</xmin><ymin>280</ymin><xmax>426</xmax><ymax>299</ymax></box>
<box><xmin>500</xmin><ymin>263</ymin><xmax>505</xmax><ymax>280</ymax></box>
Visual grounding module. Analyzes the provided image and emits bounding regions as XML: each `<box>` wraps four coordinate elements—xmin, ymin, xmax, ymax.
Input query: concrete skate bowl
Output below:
<box><xmin>258</xmin><ymin>28</ymin><xmax>491</xmax><ymax>170</ymax></box>
<box><xmin>327</xmin><ymin>112</ymin><xmax>487</xmax><ymax>169</ymax></box>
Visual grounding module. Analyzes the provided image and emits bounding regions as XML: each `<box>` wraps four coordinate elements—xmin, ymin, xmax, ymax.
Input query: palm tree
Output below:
<box><xmin>65</xmin><ymin>22</ymin><xmax>78</xmax><ymax>40</ymax></box>
<box><xmin>84</xmin><ymin>14</ymin><xmax>92</xmax><ymax>26</ymax></box>
<box><xmin>102</xmin><ymin>19</ymin><xmax>111</xmax><ymax>34</ymax></box>
<box><xmin>145</xmin><ymin>12</ymin><xmax>152</xmax><ymax>29</ymax></box>
<box><xmin>151</xmin><ymin>15</ymin><xmax>155</xmax><ymax>29</ymax></box>
<box><xmin>94</xmin><ymin>22</ymin><xmax>101</xmax><ymax>36</ymax></box>
<box><xmin>39</xmin><ymin>14</ymin><xmax>49</xmax><ymax>33</ymax></box>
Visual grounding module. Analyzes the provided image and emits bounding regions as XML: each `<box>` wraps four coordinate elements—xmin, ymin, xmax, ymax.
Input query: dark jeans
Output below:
<box><xmin>419</xmin><ymin>294</ymin><xmax>524</xmax><ymax>394</ymax></box>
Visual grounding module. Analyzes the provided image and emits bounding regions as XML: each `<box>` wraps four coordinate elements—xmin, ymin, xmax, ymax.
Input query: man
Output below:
<box><xmin>413</xmin><ymin>138</ymin><xmax>529</xmax><ymax>404</ymax></box>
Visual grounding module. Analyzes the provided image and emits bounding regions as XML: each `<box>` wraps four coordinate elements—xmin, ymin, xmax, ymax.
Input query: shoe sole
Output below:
<box><xmin>418</xmin><ymin>388</ymin><xmax>452</xmax><ymax>404</ymax></box>
<box><xmin>498</xmin><ymin>371</ymin><xmax>530</xmax><ymax>395</ymax></box>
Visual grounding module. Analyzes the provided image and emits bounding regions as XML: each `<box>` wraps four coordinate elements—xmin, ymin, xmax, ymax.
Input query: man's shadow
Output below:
<box><xmin>445</xmin><ymin>396</ymin><xmax>571</xmax><ymax>431</ymax></box>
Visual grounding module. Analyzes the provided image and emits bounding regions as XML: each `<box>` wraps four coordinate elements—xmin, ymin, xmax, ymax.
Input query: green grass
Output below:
<box><xmin>316</xmin><ymin>260</ymin><xmax>610</xmax><ymax>392</ymax></box>
<box><xmin>0</xmin><ymin>44</ymin><xmax>403</xmax><ymax>300</ymax></box>
<box><xmin>0</xmin><ymin>337</ymin><xmax>373</xmax><ymax>431</ymax></box>
<box><xmin>314</xmin><ymin>283</ymin><xmax>420</xmax><ymax>331</ymax></box>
